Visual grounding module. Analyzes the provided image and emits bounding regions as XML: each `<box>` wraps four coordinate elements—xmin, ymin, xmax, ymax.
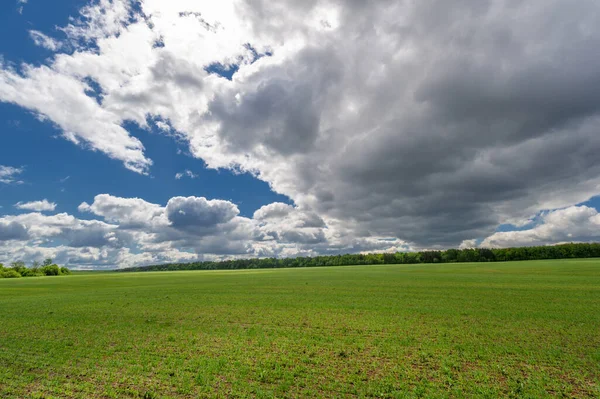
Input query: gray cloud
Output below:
<box><xmin>192</xmin><ymin>0</ymin><xmax>600</xmax><ymax>247</ymax></box>
<box><xmin>166</xmin><ymin>196</ymin><xmax>239</xmax><ymax>229</ymax></box>
<box><xmin>62</xmin><ymin>226</ymin><xmax>130</xmax><ymax>249</ymax></box>
<box><xmin>253</xmin><ymin>203</ymin><xmax>293</xmax><ymax>220</ymax></box>
<box><xmin>0</xmin><ymin>222</ymin><xmax>29</xmax><ymax>241</ymax></box>
<box><xmin>208</xmin><ymin>47</ymin><xmax>341</xmax><ymax>156</ymax></box>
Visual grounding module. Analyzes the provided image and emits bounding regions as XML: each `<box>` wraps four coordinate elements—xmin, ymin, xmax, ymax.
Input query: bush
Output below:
<box><xmin>19</xmin><ymin>268</ymin><xmax>42</xmax><ymax>277</ymax></box>
<box><xmin>2</xmin><ymin>269</ymin><xmax>22</xmax><ymax>278</ymax></box>
<box><xmin>60</xmin><ymin>267</ymin><xmax>71</xmax><ymax>275</ymax></box>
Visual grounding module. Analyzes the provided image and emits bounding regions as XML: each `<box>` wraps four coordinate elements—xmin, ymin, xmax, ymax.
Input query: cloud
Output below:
<box><xmin>175</xmin><ymin>170</ymin><xmax>197</xmax><ymax>180</ymax></box>
<box><xmin>0</xmin><ymin>165</ymin><xmax>24</xmax><ymax>184</ymax></box>
<box><xmin>0</xmin><ymin>221</ymin><xmax>29</xmax><ymax>241</ymax></box>
<box><xmin>60</xmin><ymin>0</ymin><xmax>138</xmax><ymax>46</ymax></box>
<box><xmin>480</xmin><ymin>206</ymin><xmax>600</xmax><ymax>248</ymax></box>
<box><xmin>166</xmin><ymin>196</ymin><xmax>239</xmax><ymax>229</ymax></box>
<box><xmin>253</xmin><ymin>202</ymin><xmax>327</xmax><ymax>244</ymax></box>
<box><xmin>16</xmin><ymin>0</ymin><xmax>27</xmax><ymax>14</ymax></box>
<box><xmin>0</xmin><ymin>211</ymin><xmax>124</xmax><ymax>251</ymax></box>
<box><xmin>0</xmin><ymin>64</ymin><xmax>152</xmax><ymax>173</ymax></box>
<box><xmin>188</xmin><ymin>0</ymin><xmax>600</xmax><ymax>248</ymax></box>
<box><xmin>77</xmin><ymin>194</ymin><xmax>254</xmax><ymax>257</ymax></box>
<box><xmin>0</xmin><ymin>191</ymin><xmax>412</xmax><ymax>269</ymax></box>
<box><xmin>155</xmin><ymin>120</ymin><xmax>171</xmax><ymax>132</ymax></box>
<box><xmin>253</xmin><ymin>202</ymin><xmax>293</xmax><ymax>220</ymax></box>
<box><xmin>459</xmin><ymin>239</ymin><xmax>479</xmax><ymax>250</ymax></box>
<box><xmin>78</xmin><ymin>194</ymin><xmax>166</xmax><ymax>228</ymax></box>
<box><xmin>2</xmin><ymin>0</ymin><xmax>600</xmax><ymax>251</ymax></box>
<box><xmin>29</xmin><ymin>30</ymin><xmax>63</xmax><ymax>51</ymax></box>
<box><xmin>15</xmin><ymin>199</ymin><xmax>57</xmax><ymax>212</ymax></box>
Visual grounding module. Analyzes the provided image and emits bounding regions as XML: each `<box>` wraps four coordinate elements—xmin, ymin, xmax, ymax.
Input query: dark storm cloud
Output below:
<box><xmin>207</xmin><ymin>0</ymin><xmax>600</xmax><ymax>247</ymax></box>
<box><xmin>207</xmin><ymin>46</ymin><xmax>342</xmax><ymax>156</ymax></box>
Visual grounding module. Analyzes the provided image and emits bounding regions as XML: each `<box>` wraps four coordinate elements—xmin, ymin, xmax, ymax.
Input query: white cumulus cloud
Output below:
<box><xmin>480</xmin><ymin>206</ymin><xmax>600</xmax><ymax>248</ymax></box>
<box><xmin>0</xmin><ymin>193</ymin><xmax>411</xmax><ymax>269</ymax></box>
<box><xmin>15</xmin><ymin>199</ymin><xmax>57</xmax><ymax>212</ymax></box>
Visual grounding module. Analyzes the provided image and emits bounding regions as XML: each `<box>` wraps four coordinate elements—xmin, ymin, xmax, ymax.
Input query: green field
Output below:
<box><xmin>1</xmin><ymin>260</ymin><xmax>599</xmax><ymax>398</ymax></box>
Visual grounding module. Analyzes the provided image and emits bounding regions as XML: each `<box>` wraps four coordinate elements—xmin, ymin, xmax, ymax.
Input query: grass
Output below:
<box><xmin>0</xmin><ymin>259</ymin><xmax>599</xmax><ymax>398</ymax></box>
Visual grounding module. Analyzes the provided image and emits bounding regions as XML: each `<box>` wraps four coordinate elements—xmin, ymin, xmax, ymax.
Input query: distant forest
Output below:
<box><xmin>118</xmin><ymin>243</ymin><xmax>600</xmax><ymax>272</ymax></box>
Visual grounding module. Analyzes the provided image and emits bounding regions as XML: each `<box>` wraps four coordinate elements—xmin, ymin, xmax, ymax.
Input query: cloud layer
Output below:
<box><xmin>2</xmin><ymin>193</ymin><xmax>600</xmax><ymax>269</ymax></box>
<box><xmin>1</xmin><ymin>194</ymin><xmax>408</xmax><ymax>268</ymax></box>
<box><xmin>2</xmin><ymin>0</ymin><xmax>600</xmax><ymax>267</ymax></box>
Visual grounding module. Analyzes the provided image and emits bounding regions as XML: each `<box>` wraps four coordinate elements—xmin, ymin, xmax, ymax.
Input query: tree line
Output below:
<box><xmin>0</xmin><ymin>259</ymin><xmax>71</xmax><ymax>279</ymax></box>
<box><xmin>118</xmin><ymin>242</ymin><xmax>600</xmax><ymax>273</ymax></box>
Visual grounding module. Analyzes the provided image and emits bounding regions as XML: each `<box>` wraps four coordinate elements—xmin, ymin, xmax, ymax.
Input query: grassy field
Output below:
<box><xmin>0</xmin><ymin>260</ymin><xmax>599</xmax><ymax>398</ymax></box>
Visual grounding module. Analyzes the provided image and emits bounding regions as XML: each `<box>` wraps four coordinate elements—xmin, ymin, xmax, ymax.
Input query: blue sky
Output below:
<box><xmin>2</xmin><ymin>0</ymin><xmax>600</xmax><ymax>268</ymax></box>
<box><xmin>0</xmin><ymin>101</ymin><xmax>290</xmax><ymax>218</ymax></box>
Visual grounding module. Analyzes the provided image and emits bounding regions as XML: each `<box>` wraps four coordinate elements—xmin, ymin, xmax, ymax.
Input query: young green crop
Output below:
<box><xmin>0</xmin><ymin>259</ymin><xmax>598</xmax><ymax>398</ymax></box>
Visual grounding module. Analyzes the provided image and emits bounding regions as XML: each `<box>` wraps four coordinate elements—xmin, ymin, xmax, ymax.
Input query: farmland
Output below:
<box><xmin>0</xmin><ymin>259</ymin><xmax>599</xmax><ymax>398</ymax></box>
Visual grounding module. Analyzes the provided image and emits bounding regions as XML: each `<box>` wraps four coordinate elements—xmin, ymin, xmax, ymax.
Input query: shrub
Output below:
<box><xmin>19</xmin><ymin>268</ymin><xmax>42</xmax><ymax>277</ymax></box>
<box><xmin>60</xmin><ymin>267</ymin><xmax>71</xmax><ymax>275</ymax></box>
<box><xmin>2</xmin><ymin>269</ymin><xmax>22</xmax><ymax>278</ymax></box>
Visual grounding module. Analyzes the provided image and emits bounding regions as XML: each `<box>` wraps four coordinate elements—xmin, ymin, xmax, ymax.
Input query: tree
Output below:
<box><xmin>10</xmin><ymin>261</ymin><xmax>27</xmax><ymax>275</ymax></box>
<box><xmin>41</xmin><ymin>264</ymin><xmax>60</xmax><ymax>276</ymax></box>
<box><xmin>30</xmin><ymin>260</ymin><xmax>41</xmax><ymax>275</ymax></box>
<box><xmin>0</xmin><ymin>260</ymin><xmax>70</xmax><ymax>279</ymax></box>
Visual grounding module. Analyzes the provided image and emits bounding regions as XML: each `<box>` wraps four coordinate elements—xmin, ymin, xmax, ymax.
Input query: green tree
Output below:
<box><xmin>10</xmin><ymin>261</ymin><xmax>27</xmax><ymax>276</ymax></box>
<box><xmin>41</xmin><ymin>264</ymin><xmax>60</xmax><ymax>276</ymax></box>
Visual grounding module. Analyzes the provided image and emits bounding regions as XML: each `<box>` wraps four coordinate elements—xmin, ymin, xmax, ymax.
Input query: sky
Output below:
<box><xmin>1</xmin><ymin>0</ymin><xmax>600</xmax><ymax>269</ymax></box>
